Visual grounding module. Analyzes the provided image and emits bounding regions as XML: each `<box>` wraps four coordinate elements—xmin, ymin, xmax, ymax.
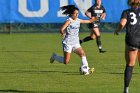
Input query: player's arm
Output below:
<box><xmin>85</xmin><ymin>6</ymin><xmax>93</xmax><ymax>19</ymax></box>
<box><xmin>101</xmin><ymin>13</ymin><xmax>106</xmax><ymax>20</ymax></box>
<box><xmin>60</xmin><ymin>20</ymin><xmax>70</xmax><ymax>37</ymax></box>
<box><xmin>114</xmin><ymin>18</ymin><xmax>127</xmax><ymax>35</ymax></box>
<box><xmin>85</xmin><ymin>10</ymin><xmax>92</xmax><ymax>19</ymax></box>
<box><xmin>101</xmin><ymin>6</ymin><xmax>106</xmax><ymax>20</ymax></box>
<box><xmin>80</xmin><ymin>17</ymin><xmax>98</xmax><ymax>24</ymax></box>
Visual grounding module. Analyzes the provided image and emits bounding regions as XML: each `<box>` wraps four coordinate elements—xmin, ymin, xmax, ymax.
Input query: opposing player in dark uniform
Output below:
<box><xmin>80</xmin><ymin>0</ymin><xmax>106</xmax><ymax>53</ymax></box>
<box><xmin>114</xmin><ymin>0</ymin><xmax>140</xmax><ymax>93</ymax></box>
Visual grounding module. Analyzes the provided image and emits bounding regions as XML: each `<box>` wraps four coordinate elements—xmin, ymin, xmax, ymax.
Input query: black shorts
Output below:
<box><xmin>88</xmin><ymin>23</ymin><xmax>100</xmax><ymax>29</ymax></box>
<box><xmin>125</xmin><ymin>36</ymin><xmax>140</xmax><ymax>49</ymax></box>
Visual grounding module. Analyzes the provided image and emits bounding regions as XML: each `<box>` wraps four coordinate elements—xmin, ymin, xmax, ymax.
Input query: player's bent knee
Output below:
<box><xmin>79</xmin><ymin>53</ymin><xmax>86</xmax><ymax>57</ymax></box>
<box><xmin>90</xmin><ymin>36</ymin><xmax>95</xmax><ymax>39</ymax></box>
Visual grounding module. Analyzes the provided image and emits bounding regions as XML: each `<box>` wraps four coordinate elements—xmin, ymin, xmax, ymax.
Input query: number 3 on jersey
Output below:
<box><xmin>130</xmin><ymin>12</ymin><xmax>137</xmax><ymax>25</ymax></box>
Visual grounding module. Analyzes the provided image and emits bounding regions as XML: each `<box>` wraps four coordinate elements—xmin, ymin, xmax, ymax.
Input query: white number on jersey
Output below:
<box><xmin>130</xmin><ymin>12</ymin><xmax>137</xmax><ymax>25</ymax></box>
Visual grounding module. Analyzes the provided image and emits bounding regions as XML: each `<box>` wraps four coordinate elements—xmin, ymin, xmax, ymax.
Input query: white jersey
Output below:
<box><xmin>62</xmin><ymin>17</ymin><xmax>80</xmax><ymax>45</ymax></box>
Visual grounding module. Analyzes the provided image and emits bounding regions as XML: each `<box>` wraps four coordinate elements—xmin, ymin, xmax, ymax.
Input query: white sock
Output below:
<box><xmin>81</xmin><ymin>56</ymin><xmax>88</xmax><ymax>66</ymax></box>
<box><xmin>124</xmin><ymin>87</ymin><xmax>129</xmax><ymax>92</ymax></box>
<box><xmin>54</xmin><ymin>55</ymin><xmax>64</xmax><ymax>63</ymax></box>
<box><xmin>99</xmin><ymin>46</ymin><xmax>102</xmax><ymax>49</ymax></box>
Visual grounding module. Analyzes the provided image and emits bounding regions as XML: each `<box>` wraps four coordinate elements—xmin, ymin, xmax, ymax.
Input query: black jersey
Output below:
<box><xmin>87</xmin><ymin>4</ymin><xmax>106</xmax><ymax>28</ymax></box>
<box><xmin>121</xmin><ymin>8</ymin><xmax>140</xmax><ymax>48</ymax></box>
<box><xmin>87</xmin><ymin>4</ymin><xmax>106</xmax><ymax>24</ymax></box>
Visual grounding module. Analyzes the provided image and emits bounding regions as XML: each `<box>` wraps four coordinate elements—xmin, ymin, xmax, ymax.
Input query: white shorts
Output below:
<box><xmin>62</xmin><ymin>43</ymin><xmax>81</xmax><ymax>53</ymax></box>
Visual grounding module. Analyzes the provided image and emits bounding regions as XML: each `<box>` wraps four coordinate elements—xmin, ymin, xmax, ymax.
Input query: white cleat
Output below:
<box><xmin>50</xmin><ymin>53</ymin><xmax>56</xmax><ymax>63</ymax></box>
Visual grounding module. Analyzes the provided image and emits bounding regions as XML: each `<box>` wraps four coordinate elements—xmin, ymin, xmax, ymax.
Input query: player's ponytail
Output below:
<box><xmin>60</xmin><ymin>5</ymin><xmax>79</xmax><ymax>16</ymax></box>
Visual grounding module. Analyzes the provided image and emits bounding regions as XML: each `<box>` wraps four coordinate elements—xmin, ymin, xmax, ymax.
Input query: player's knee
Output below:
<box><xmin>97</xmin><ymin>36</ymin><xmax>101</xmax><ymax>39</ymax></box>
<box><xmin>79</xmin><ymin>52</ymin><xmax>86</xmax><ymax>57</ymax></box>
<box><xmin>90</xmin><ymin>35</ymin><xmax>96</xmax><ymax>39</ymax></box>
<box><xmin>91</xmin><ymin>37</ymin><xmax>95</xmax><ymax>39</ymax></box>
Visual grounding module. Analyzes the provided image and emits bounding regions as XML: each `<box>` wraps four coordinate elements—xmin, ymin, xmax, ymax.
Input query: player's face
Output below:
<box><xmin>96</xmin><ymin>0</ymin><xmax>101</xmax><ymax>6</ymax></box>
<box><xmin>71</xmin><ymin>10</ymin><xmax>79</xmax><ymax>20</ymax></box>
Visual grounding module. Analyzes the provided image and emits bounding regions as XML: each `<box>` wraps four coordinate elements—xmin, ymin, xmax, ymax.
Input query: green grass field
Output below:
<box><xmin>0</xmin><ymin>33</ymin><xmax>139</xmax><ymax>93</ymax></box>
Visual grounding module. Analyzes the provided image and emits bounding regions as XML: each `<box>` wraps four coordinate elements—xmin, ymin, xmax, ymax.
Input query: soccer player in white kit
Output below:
<box><xmin>50</xmin><ymin>5</ymin><xmax>97</xmax><ymax>75</ymax></box>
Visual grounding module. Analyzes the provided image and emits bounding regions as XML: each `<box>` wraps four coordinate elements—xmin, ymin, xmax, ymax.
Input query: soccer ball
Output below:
<box><xmin>80</xmin><ymin>65</ymin><xmax>90</xmax><ymax>75</ymax></box>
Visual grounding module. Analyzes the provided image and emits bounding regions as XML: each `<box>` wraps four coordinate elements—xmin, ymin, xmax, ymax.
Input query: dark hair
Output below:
<box><xmin>128</xmin><ymin>0</ymin><xmax>140</xmax><ymax>7</ymax></box>
<box><xmin>95</xmin><ymin>0</ymin><xmax>97</xmax><ymax>5</ymax></box>
<box><xmin>94</xmin><ymin>0</ymin><xmax>102</xmax><ymax>6</ymax></box>
<box><xmin>60</xmin><ymin>5</ymin><xmax>79</xmax><ymax>16</ymax></box>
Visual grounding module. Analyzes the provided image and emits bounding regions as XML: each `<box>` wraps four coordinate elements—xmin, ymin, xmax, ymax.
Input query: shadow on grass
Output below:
<box><xmin>0</xmin><ymin>50</ymin><xmax>47</xmax><ymax>53</ymax></box>
<box><xmin>0</xmin><ymin>90</ymin><xmax>31</xmax><ymax>93</ymax></box>
<box><xmin>102</xmin><ymin>72</ymin><xmax>139</xmax><ymax>75</ymax></box>
<box><xmin>0</xmin><ymin>89</ymin><xmax>77</xmax><ymax>93</ymax></box>
<box><xmin>0</xmin><ymin>70</ymin><xmax>80</xmax><ymax>75</ymax></box>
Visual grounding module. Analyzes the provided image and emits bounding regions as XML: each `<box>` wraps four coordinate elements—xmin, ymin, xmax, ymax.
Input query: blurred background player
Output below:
<box><xmin>114</xmin><ymin>0</ymin><xmax>140</xmax><ymax>93</ymax></box>
<box><xmin>50</xmin><ymin>5</ymin><xmax>97</xmax><ymax>75</ymax></box>
<box><xmin>80</xmin><ymin>0</ymin><xmax>106</xmax><ymax>53</ymax></box>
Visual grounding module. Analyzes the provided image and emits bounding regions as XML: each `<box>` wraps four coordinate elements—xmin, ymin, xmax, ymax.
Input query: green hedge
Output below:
<box><xmin>0</xmin><ymin>23</ymin><xmax>120</xmax><ymax>33</ymax></box>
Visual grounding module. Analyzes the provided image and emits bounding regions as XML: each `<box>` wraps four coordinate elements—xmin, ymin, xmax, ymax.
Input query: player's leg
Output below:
<box><xmin>63</xmin><ymin>51</ymin><xmax>71</xmax><ymax>64</ymax></box>
<box><xmin>124</xmin><ymin>45</ymin><xmax>138</xmax><ymax>93</ymax></box>
<box><xmin>74</xmin><ymin>46</ymin><xmax>95</xmax><ymax>74</ymax></box>
<box><xmin>80</xmin><ymin>23</ymin><xmax>95</xmax><ymax>44</ymax></box>
<box><xmin>79</xmin><ymin>31</ymin><xmax>95</xmax><ymax>44</ymax></box>
<box><xmin>93</xmin><ymin>27</ymin><xmax>106</xmax><ymax>53</ymax></box>
<box><xmin>50</xmin><ymin>53</ymin><xmax>64</xmax><ymax>64</ymax></box>
<box><xmin>138</xmin><ymin>49</ymin><xmax>140</xmax><ymax>66</ymax></box>
<box><xmin>74</xmin><ymin>44</ymin><xmax>94</xmax><ymax>74</ymax></box>
<box><xmin>50</xmin><ymin>44</ymin><xmax>72</xmax><ymax>64</ymax></box>
<box><xmin>74</xmin><ymin>47</ymin><xmax>89</xmax><ymax>66</ymax></box>
<box><xmin>73</xmin><ymin>44</ymin><xmax>89</xmax><ymax>66</ymax></box>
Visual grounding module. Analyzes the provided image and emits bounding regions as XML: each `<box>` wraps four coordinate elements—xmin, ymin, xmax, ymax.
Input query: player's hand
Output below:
<box><xmin>101</xmin><ymin>13</ymin><xmax>106</xmax><ymax>20</ymax></box>
<box><xmin>61</xmin><ymin>33</ymin><xmax>65</xmax><ymax>39</ymax></box>
<box><xmin>91</xmin><ymin>17</ymin><xmax>99</xmax><ymax>22</ymax></box>
<box><xmin>114</xmin><ymin>31</ymin><xmax>119</xmax><ymax>35</ymax></box>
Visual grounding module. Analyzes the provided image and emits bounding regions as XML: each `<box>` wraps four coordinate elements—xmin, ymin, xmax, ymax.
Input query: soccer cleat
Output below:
<box><xmin>123</xmin><ymin>90</ymin><xmax>129</xmax><ymax>93</ymax></box>
<box><xmin>99</xmin><ymin>49</ymin><xmax>106</xmax><ymax>53</ymax></box>
<box><xmin>50</xmin><ymin>53</ymin><xmax>56</xmax><ymax>63</ymax></box>
<box><xmin>89</xmin><ymin>67</ymin><xmax>94</xmax><ymax>74</ymax></box>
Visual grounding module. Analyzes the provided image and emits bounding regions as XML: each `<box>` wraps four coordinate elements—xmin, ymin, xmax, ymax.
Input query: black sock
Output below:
<box><xmin>81</xmin><ymin>36</ymin><xmax>93</xmax><ymax>43</ymax></box>
<box><xmin>124</xmin><ymin>65</ymin><xmax>134</xmax><ymax>88</ymax></box>
<box><xmin>96</xmin><ymin>36</ymin><xmax>102</xmax><ymax>50</ymax></box>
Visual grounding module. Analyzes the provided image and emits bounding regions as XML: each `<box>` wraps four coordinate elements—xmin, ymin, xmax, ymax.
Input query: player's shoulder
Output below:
<box><xmin>90</xmin><ymin>4</ymin><xmax>96</xmax><ymax>9</ymax></box>
<box><xmin>67</xmin><ymin>17</ymin><xmax>80</xmax><ymax>23</ymax></box>
<box><xmin>122</xmin><ymin>9</ymin><xmax>131</xmax><ymax>14</ymax></box>
<box><xmin>65</xmin><ymin>17</ymin><xmax>72</xmax><ymax>23</ymax></box>
<box><xmin>123</xmin><ymin>8</ymin><xmax>140</xmax><ymax>12</ymax></box>
<box><xmin>76</xmin><ymin>18</ymin><xmax>81</xmax><ymax>21</ymax></box>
